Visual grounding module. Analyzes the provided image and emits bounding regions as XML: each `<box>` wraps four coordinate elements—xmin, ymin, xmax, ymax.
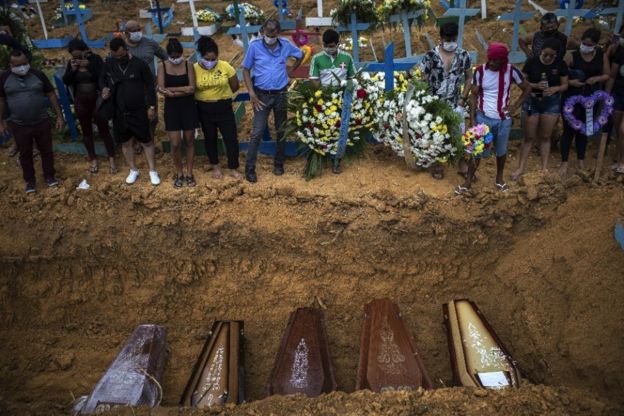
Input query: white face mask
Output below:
<box><xmin>128</xmin><ymin>31</ymin><xmax>142</xmax><ymax>42</ymax></box>
<box><xmin>264</xmin><ymin>35</ymin><xmax>278</xmax><ymax>45</ymax></box>
<box><xmin>168</xmin><ymin>57</ymin><xmax>183</xmax><ymax>65</ymax></box>
<box><xmin>11</xmin><ymin>64</ymin><xmax>29</xmax><ymax>76</ymax></box>
<box><xmin>200</xmin><ymin>58</ymin><xmax>217</xmax><ymax>70</ymax></box>
<box><xmin>442</xmin><ymin>41</ymin><xmax>458</xmax><ymax>52</ymax></box>
<box><xmin>579</xmin><ymin>44</ymin><xmax>595</xmax><ymax>54</ymax></box>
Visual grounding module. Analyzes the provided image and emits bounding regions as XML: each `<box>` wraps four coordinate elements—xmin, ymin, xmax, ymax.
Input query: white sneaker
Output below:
<box><xmin>149</xmin><ymin>170</ymin><xmax>161</xmax><ymax>186</ymax></box>
<box><xmin>126</xmin><ymin>169</ymin><xmax>140</xmax><ymax>184</ymax></box>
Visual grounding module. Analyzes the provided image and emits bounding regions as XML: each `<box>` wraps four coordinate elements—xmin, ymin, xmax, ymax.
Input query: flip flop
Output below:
<box><xmin>496</xmin><ymin>182</ymin><xmax>509</xmax><ymax>192</ymax></box>
<box><xmin>454</xmin><ymin>185</ymin><xmax>470</xmax><ymax>195</ymax></box>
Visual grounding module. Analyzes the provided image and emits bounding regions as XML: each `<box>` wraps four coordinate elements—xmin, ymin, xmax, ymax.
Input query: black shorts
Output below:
<box><xmin>164</xmin><ymin>97</ymin><xmax>198</xmax><ymax>132</ymax></box>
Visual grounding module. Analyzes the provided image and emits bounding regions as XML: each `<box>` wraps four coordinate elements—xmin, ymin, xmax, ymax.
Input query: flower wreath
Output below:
<box><xmin>563</xmin><ymin>90</ymin><xmax>614</xmax><ymax>135</ymax></box>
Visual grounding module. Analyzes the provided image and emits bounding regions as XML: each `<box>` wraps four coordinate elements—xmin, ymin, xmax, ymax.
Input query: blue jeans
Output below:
<box><xmin>245</xmin><ymin>91</ymin><xmax>288</xmax><ymax>170</ymax></box>
<box><xmin>476</xmin><ymin>112</ymin><xmax>512</xmax><ymax>158</ymax></box>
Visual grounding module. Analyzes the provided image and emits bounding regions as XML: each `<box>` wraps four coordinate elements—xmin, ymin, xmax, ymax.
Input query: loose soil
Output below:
<box><xmin>0</xmin><ymin>141</ymin><xmax>623</xmax><ymax>415</ymax></box>
<box><xmin>2</xmin><ymin>0</ymin><xmax>624</xmax><ymax>414</ymax></box>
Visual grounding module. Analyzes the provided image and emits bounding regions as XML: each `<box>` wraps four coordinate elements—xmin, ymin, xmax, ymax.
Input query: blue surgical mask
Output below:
<box><xmin>442</xmin><ymin>41</ymin><xmax>458</xmax><ymax>52</ymax></box>
<box><xmin>11</xmin><ymin>64</ymin><xmax>29</xmax><ymax>76</ymax></box>
<box><xmin>128</xmin><ymin>31</ymin><xmax>142</xmax><ymax>42</ymax></box>
<box><xmin>264</xmin><ymin>36</ymin><xmax>278</xmax><ymax>45</ymax></box>
<box><xmin>200</xmin><ymin>58</ymin><xmax>217</xmax><ymax>70</ymax></box>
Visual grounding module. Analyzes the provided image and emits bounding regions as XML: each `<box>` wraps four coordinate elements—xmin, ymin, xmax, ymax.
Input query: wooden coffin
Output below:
<box><xmin>267</xmin><ymin>307</ymin><xmax>337</xmax><ymax>397</ymax></box>
<box><xmin>356</xmin><ymin>299</ymin><xmax>433</xmax><ymax>392</ymax></box>
<box><xmin>180</xmin><ymin>321</ymin><xmax>245</xmax><ymax>408</ymax></box>
<box><xmin>443</xmin><ymin>299</ymin><xmax>520</xmax><ymax>389</ymax></box>
<box><xmin>72</xmin><ymin>324</ymin><xmax>168</xmax><ymax>415</ymax></box>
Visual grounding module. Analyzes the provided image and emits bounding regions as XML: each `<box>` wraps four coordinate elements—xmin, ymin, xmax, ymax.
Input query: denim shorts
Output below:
<box><xmin>476</xmin><ymin>112</ymin><xmax>512</xmax><ymax>158</ymax></box>
<box><xmin>523</xmin><ymin>93</ymin><xmax>561</xmax><ymax>116</ymax></box>
<box><xmin>613</xmin><ymin>93</ymin><xmax>624</xmax><ymax>112</ymax></box>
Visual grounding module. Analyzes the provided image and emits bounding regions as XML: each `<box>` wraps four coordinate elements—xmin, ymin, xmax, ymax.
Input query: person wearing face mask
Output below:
<box><xmin>124</xmin><ymin>20</ymin><xmax>168</xmax><ymax>147</ymax></box>
<box><xmin>512</xmin><ymin>38</ymin><xmax>569</xmax><ymax>181</ymax></box>
<box><xmin>156</xmin><ymin>38</ymin><xmax>197</xmax><ymax>188</ymax></box>
<box><xmin>0</xmin><ymin>50</ymin><xmax>65</xmax><ymax>193</ymax></box>
<box><xmin>100</xmin><ymin>37</ymin><xmax>160</xmax><ymax>186</ymax></box>
<box><xmin>607</xmin><ymin>25</ymin><xmax>624</xmax><ymax>174</ymax></box>
<box><xmin>194</xmin><ymin>36</ymin><xmax>241</xmax><ymax>180</ymax></box>
<box><xmin>456</xmin><ymin>43</ymin><xmax>530</xmax><ymax>195</ymax></box>
<box><xmin>242</xmin><ymin>19</ymin><xmax>303</xmax><ymax>183</ymax></box>
<box><xmin>420</xmin><ymin>22</ymin><xmax>472</xmax><ymax>180</ymax></box>
<box><xmin>519</xmin><ymin>13</ymin><xmax>578</xmax><ymax>59</ymax></box>
<box><xmin>63</xmin><ymin>38</ymin><xmax>117</xmax><ymax>174</ymax></box>
<box><xmin>309</xmin><ymin>29</ymin><xmax>355</xmax><ymax>88</ymax></box>
<box><xmin>308</xmin><ymin>29</ymin><xmax>355</xmax><ymax>174</ymax></box>
<box><xmin>559</xmin><ymin>28</ymin><xmax>610</xmax><ymax>178</ymax></box>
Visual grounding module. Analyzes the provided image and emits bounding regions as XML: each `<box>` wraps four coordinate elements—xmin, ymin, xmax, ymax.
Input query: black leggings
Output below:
<box><xmin>561</xmin><ymin>107</ymin><xmax>591</xmax><ymax>162</ymax></box>
<box><xmin>197</xmin><ymin>99</ymin><xmax>239</xmax><ymax>169</ymax></box>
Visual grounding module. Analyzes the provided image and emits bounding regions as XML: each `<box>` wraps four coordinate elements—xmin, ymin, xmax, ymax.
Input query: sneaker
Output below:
<box><xmin>25</xmin><ymin>182</ymin><xmax>36</xmax><ymax>193</ymax></box>
<box><xmin>149</xmin><ymin>170</ymin><xmax>161</xmax><ymax>186</ymax></box>
<box><xmin>45</xmin><ymin>177</ymin><xmax>59</xmax><ymax>187</ymax></box>
<box><xmin>126</xmin><ymin>169</ymin><xmax>140</xmax><ymax>184</ymax></box>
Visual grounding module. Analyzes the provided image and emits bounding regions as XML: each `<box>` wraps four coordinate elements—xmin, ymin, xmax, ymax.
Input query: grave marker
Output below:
<box><xmin>498</xmin><ymin>0</ymin><xmax>534</xmax><ymax>64</ymax></box>
<box><xmin>555</xmin><ymin>0</ymin><xmax>589</xmax><ymax>36</ymax></box>
<box><xmin>336</xmin><ymin>13</ymin><xmax>370</xmax><ymax>66</ymax></box>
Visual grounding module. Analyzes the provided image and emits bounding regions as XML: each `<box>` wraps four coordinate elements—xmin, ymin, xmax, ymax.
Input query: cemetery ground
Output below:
<box><xmin>1</xmin><ymin>0</ymin><xmax>624</xmax><ymax>414</ymax></box>
<box><xmin>0</xmin><ymin>140</ymin><xmax>623</xmax><ymax>415</ymax></box>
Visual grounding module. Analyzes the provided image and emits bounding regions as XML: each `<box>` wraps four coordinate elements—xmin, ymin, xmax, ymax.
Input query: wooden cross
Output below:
<box><xmin>555</xmin><ymin>0</ymin><xmax>590</xmax><ymax>36</ymax></box>
<box><xmin>365</xmin><ymin>42</ymin><xmax>420</xmax><ymax>91</ymax></box>
<box><xmin>226</xmin><ymin>2</ymin><xmax>262</xmax><ymax>51</ymax></box>
<box><xmin>336</xmin><ymin>12</ymin><xmax>370</xmax><ymax>66</ymax></box>
<box><xmin>498</xmin><ymin>0</ymin><xmax>534</xmax><ymax>64</ymax></box>
<box><xmin>441</xmin><ymin>0</ymin><xmax>480</xmax><ymax>50</ymax></box>
<box><xmin>388</xmin><ymin>9</ymin><xmax>424</xmax><ymax>57</ymax></box>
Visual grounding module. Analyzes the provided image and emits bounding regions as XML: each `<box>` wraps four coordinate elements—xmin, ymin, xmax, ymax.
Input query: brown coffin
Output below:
<box><xmin>267</xmin><ymin>307</ymin><xmax>337</xmax><ymax>397</ymax></box>
<box><xmin>356</xmin><ymin>299</ymin><xmax>433</xmax><ymax>392</ymax></box>
<box><xmin>180</xmin><ymin>321</ymin><xmax>245</xmax><ymax>408</ymax></box>
<box><xmin>72</xmin><ymin>324</ymin><xmax>168</xmax><ymax>415</ymax></box>
<box><xmin>443</xmin><ymin>299</ymin><xmax>520</xmax><ymax>389</ymax></box>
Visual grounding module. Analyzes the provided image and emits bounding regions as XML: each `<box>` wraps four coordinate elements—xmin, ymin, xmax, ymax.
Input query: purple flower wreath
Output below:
<box><xmin>563</xmin><ymin>90</ymin><xmax>614</xmax><ymax>136</ymax></box>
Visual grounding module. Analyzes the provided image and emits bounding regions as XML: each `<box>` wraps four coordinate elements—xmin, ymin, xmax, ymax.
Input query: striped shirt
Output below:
<box><xmin>473</xmin><ymin>63</ymin><xmax>524</xmax><ymax>120</ymax></box>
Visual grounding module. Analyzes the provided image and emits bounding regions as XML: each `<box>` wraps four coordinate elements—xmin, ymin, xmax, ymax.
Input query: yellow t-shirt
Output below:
<box><xmin>194</xmin><ymin>60</ymin><xmax>237</xmax><ymax>101</ymax></box>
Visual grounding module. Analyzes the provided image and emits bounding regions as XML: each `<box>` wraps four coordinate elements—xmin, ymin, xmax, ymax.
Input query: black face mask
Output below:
<box><xmin>543</xmin><ymin>29</ymin><xmax>557</xmax><ymax>37</ymax></box>
<box><xmin>116</xmin><ymin>55</ymin><xmax>129</xmax><ymax>65</ymax></box>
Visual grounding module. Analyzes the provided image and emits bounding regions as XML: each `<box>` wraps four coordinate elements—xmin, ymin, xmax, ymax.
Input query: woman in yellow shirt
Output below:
<box><xmin>194</xmin><ymin>36</ymin><xmax>241</xmax><ymax>179</ymax></box>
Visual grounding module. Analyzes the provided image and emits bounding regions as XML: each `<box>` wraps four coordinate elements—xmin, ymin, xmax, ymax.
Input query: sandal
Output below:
<box><xmin>109</xmin><ymin>165</ymin><xmax>118</xmax><ymax>174</ymax></box>
<box><xmin>89</xmin><ymin>162</ymin><xmax>98</xmax><ymax>174</ymax></box>
<box><xmin>454</xmin><ymin>185</ymin><xmax>470</xmax><ymax>195</ymax></box>
<box><xmin>173</xmin><ymin>174</ymin><xmax>184</xmax><ymax>188</ymax></box>
<box><xmin>186</xmin><ymin>175</ymin><xmax>196</xmax><ymax>187</ymax></box>
<box><xmin>496</xmin><ymin>182</ymin><xmax>509</xmax><ymax>192</ymax></box>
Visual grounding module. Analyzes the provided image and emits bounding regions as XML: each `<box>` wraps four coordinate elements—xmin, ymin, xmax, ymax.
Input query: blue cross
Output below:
<box><xmin>498</xmin><ymin>0</ymin><xmax>534</xmax><ymax>64</ymax></box>
<box><xmin>555</xmin><ymin>0</ymin><xmax>590</xmax><ymax>36</ymax></box>
<box><xmin>148</xmin><ymin>0</ymin><xmax>173</xmax><ymax>34</ymax></box>
<box><xmin>64</xmin><ymin>0</ymin><xmax>106</xmax><ymax>48</ymax></box>
<box><xmin>616</xmin><ymin>222</ymin><xmax>624</xmax><ymax>251</ymax></box>
<box><xmin>145</xmin><ymin>21</ymin><xmax>167</xmax><ymax>44</ymax></box>
<box><xmin>226</xmin><ymin>4</ymin><xmax>262</xmax><ymax>51</ymax></box>
<box><xmin>388</xmin><ymin>9</ymin><xmax>424</xmax><ymax>57</ymax></box>
<box><xmin>588</xmin><ymin>0</ymin><xmax>623</xmax><ymax>34</ymax></box>
<box><xmin>365</xmin><ymin>42</ymin><xmax>420</xmax><ymax>91</ymax></box>
<box><xmin>442</xmin><ymin>0</ymin><xmax>480</xmax><ymax>50</ymax></box>
<box><xmin>336</xmin><ymin>12</ymin><xmax>370</xmax><ymax>66</ymax></box>
<box><xmin>275</xmin><ymin>0</ymin><xmax>296</xmax><ymax>30</ymax></box>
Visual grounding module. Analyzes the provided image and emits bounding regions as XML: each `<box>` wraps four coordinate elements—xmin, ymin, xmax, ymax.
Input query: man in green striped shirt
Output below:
<box><xmin>309</xmin><ymin>29</ymin><xmax>356</xmax><ymax>87</ymax></box>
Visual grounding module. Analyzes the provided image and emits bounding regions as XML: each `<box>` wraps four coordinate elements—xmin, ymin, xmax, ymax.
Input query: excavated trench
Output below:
<box><xmin>0</xmin><ymin>171</ymin><xmax>623</xmax><ymax>415</ymax></box>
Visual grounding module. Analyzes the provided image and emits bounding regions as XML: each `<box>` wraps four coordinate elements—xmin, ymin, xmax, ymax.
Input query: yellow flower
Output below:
<box><xmin>318</xmin><ymin>99</ymin><xmax>325</xmax><ymax>106</ymax></box>
<box><xmin>314</xmin><ymin>90</ymin><xmax>322</xmax><ymax>98</ymax></box>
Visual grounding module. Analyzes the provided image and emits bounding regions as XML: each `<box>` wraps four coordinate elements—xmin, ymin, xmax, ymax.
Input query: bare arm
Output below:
<box><xmin>310</xmin><ymin>78</ymin><xmax>321</xmax><ymax>88</ymax></box>
<box><xmin>156</xmin><ymin>61</ymin><xmax>168</xmax><ymax>95</ymax></box>
<box><xmin>228</xmin><ymin>74</ymin><xmax>239</xmax><ymax>93</ymax></box>
<box><xmin>586</xmin><ymin>52</ymin><xmax>611</xmax><ymax>85</ymax></box>
<box><xmin>519</xmin><ymin>32</ymin><xmax>535</xmax><ymax>58</ymax></box>
<box><xmin>460</xmin><ymin>66</ymin><xmax>473</xmax><ymax>105</ymax></box>
<box><xmin>511</xmin><ymin>80</ymin><xmax>531</xmax><ymax>113</ymax></box>
<box><xmin>47</xmin><ymin>92</ymin><xmax>65</xmax><ymax>130</ymax></box>
<box><xmin>469</xmin><ymin>84</ymin><xmax>479</xmax><ymax>126</ymax></box>
<box><xmin>606</xmin><ymin>62</ymin><xmax>618</xmax><ymax>93</ymax></box>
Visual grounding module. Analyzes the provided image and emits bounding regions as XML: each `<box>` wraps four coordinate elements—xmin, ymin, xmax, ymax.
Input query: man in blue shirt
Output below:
<box><xmin>242</xmin><ymin>19</ymin><xmax>303</xmax><ymax>183</ymax></box>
